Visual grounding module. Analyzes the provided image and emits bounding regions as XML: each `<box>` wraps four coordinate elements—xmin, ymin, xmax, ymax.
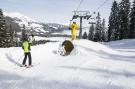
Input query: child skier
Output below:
<box><xmin>21</xmin><ymin>37</ymin><xmax>32</xmax><ymax>68</ymax></box>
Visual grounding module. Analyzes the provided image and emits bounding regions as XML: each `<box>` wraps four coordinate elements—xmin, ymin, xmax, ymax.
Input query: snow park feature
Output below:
<box><xmin>58</xmin><ymin>40</ymin><xmax>74</xmax><ymax>56</ymax></box>
<box><xmin>0</xmin><ymin>38</ymin><xmax>135</xmax><ymax>89</ymax></box>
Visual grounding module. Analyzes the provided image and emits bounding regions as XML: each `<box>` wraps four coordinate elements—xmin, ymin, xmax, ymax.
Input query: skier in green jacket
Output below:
<box><xmin>21</xmin><ymin>37</ymin><xmax>32</xmax><ymax>68</ymax></box>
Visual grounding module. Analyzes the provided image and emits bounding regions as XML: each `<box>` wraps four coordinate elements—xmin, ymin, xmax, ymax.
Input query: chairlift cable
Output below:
<box><xmin>70</xmin><ymin>0</ymin><xmax>84</xmax><ymax>21</ymax></box>
<box><xmin>92</xmin><ymin>0</ymin><xmax>110</xmax><ymax>14</ymax></box>
<box><xmin>76</xmin><ymin>0</ymin><xmax>84</xmax><ymax>11</ymax></box>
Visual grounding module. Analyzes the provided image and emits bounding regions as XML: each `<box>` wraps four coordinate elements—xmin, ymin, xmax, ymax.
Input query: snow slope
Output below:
<box><xmin>0</xmin><ymin>38</ymin><xmax>135</xmax><ymax>89</ymax></box>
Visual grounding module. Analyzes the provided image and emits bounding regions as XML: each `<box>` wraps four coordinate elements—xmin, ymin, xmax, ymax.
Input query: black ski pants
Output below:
<box><xmin>22</xmin><ymin>52</ymin><xmax>32</xmax><ymax>65</ymax></box>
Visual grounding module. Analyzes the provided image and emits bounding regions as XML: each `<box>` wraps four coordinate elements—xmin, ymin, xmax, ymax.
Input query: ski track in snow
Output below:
<box><xmin>0</xmin><ymin>38</ymin><xmax>135</xmax><ymax>89</ymax></box>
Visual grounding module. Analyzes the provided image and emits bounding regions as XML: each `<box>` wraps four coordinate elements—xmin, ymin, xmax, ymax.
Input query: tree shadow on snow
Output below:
<box><xmin>98</xmin><ymin>50</ymin><xmax>135</xmax><ymax>63</ymax></box>
<box><xmin>105</xmin><ymin>39</ymin><xmax>135</xmax><ymax>49</ymax></box>
<box><xmin>52</xmin><ymin>50</ymin><xmax>58</xmax><ymax>55</ymax></box>
<box><xmin>59</xmin><ymin>66</ymin><xmax>135</xmax><ymax>78</ymax></box>
<box><xmin>5</xmin><ymin>53</ymin><xmax>22</xmax><ymax>66</ymax></box>
<box><xmin>0</xmin><ymin>70</ymin><xmax>125</xmax><ymax>89</ymax></box>
<box><xmin>79</xmin><ymin>44</ymin><xmax>135</xmax><ymax>63</ymax></box>
<box><xmin>116</xmin><ymin>50</ymin><xmax>135</xmax><ymax>53</ymax></box>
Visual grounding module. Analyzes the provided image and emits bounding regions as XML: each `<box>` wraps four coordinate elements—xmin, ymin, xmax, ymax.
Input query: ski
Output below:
<box><xmin>21</xmin><ymin>63</ymin><xmax>40</xmax><ymax>71</ymax></box>
<box><xmin>13</xmin><ymin>63</ymin><xmax>40</xmax><ymax>71</ymax></box>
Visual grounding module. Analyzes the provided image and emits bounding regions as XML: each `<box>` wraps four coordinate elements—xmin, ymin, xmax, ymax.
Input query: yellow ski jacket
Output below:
<box><xmin>22</xmin><ymin>41</ymin><xmax>30</xmax><ymax>53</ymax></box>
<box><xmin>70</xmin><ymin>23</ymin><xmax>79</xmax><ymax>31</ymax></box>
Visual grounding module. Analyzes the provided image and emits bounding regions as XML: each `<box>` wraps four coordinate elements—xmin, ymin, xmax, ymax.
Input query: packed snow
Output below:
<box><xmin>0</xmin><ymin>38</ymin><xmax>135</xmax><ymax>89</ymax></box>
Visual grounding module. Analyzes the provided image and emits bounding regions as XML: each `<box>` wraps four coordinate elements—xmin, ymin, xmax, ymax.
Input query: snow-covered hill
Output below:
<box><xmin>4</xmin><ymin>12</ymin><xmax>68</xmax><ymax>36</ymax></box>
<box><xmin>4</xmin><ymin>12</ymin><xmax>46</xmax><ymax>33</ymax></box>
<box><xmin>47</xmin><ymin>23</ymin><xmax>68</xmax><ymax>30</ymax></box>
<box><xmin>4</xmin><ymin>12</ymin><xmax>36</xmax><ymax>23</ymax></box>
<box><xmin>0</xmin><ymin>38</ymin><xmax>135</xmax><ymax>89</ymax></box>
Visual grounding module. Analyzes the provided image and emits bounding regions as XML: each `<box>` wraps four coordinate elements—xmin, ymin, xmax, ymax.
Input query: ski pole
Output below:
<box><xmin>16</xmin><ymin>54</ymin><xmax>24</xmax><ymax>64</ymax></box>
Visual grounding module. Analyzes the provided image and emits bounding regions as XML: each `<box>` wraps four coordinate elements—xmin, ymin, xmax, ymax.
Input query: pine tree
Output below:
<box><xmin>9</xmin><ymin>24</ymin><xmax>15</xmax><ymax>46</ymax></box>
<box><xmin>94</xmin><ymin>12</ymin><xmax>102</xmax><ymax>42</ymax></box>
<box><xmin>0</xmin><ymin>9</ymin><xmax>11</xmax><ymax>47</ymax></box>
<box><xmin>101</xmin><ymin>19</ymin><xmax>106</xmax><ymax>42</ymax></box>
<box><xmin>4</xmin><ymin>25</ymin><xmax>11</xmax><ymax>47</ymax></box>
<box><xmin>82</xmin><ymin>32</ymin><xmax>88</xmax><ymax>39</ymax></box>
<box><xmin>0</xmin><ymin>9</ymin><xmax>6</xmax><ymax>47</ymax></box>
<box><xmin>88</xmin><ymin>24</ymin><xmax>94</xmax><ymax>41</ymax></box>
<box><xmin>22</xmin><ymin>24</ymin><xmax>27</xmax><ymax>41</ymax></box>
<box><xmin>108</xmin><ymin>0</ymin><xmax>119</xmax><ymax>41</ymax></box>
<box><xmin>129</xmin><ymin>0</ymin><xmax>135</xmax><ymax>38</ymax></box>
<box><xmin>118</xmin><ymin>0</ymin><xmax>130</xmax><ymax>39</ymax></box>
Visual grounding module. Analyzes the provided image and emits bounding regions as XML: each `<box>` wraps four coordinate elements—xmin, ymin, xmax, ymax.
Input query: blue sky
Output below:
<box><xmin>0</xmin><ymin>0</ymin><xmax>131</xmax><ymax>25</ymax></box>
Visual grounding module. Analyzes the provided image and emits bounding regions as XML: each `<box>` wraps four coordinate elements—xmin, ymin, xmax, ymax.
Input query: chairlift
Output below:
<box><xmin>72</xmin><ymin>15</ymin><xmax>79</xmax><ymax>20</ymax></box>
<box><xmin>89</xmin><ymin>22</ymin><xmax>96</xmax><ymax>24</ymax></box>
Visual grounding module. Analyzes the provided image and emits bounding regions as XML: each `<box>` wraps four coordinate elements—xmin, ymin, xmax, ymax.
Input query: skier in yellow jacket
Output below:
<box><xmin>21</xmin><ymin>37</ymin><xmax>32</xmax><ymax>68</ymax></box>
<box><xmin>69</xmin><ymin>22</ymin><xmax>79</xmax><ymax>40</ymax></box>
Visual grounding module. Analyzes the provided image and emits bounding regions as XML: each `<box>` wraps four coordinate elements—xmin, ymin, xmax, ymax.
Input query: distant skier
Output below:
<box><xmin>69</xmin><ymin>22</ymin><xmax>79</xmax><ymax>40</ymax></box>
<box><xmin>29</xmin><ymin>34</ymin><xmax>35</xmax><ymax>45</ymax></box>
<box><xmin>21</xmin><ymin>37</ymin><xmax>32</xmax><ymax>68</ymax></box>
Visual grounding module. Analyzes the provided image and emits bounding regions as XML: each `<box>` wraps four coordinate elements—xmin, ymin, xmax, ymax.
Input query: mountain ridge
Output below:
<box><xmin>3</xmin><ymin>12</ymin><xmax>69</xmax><ymax>36</ymax></box>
